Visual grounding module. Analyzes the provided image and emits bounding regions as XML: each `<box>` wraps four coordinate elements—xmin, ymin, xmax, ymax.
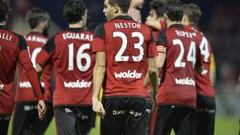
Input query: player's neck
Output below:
<box><xmin>115</xmin><ymin>13</ymin><xmax>128</xmax><ymax>18</ymax></box>
<box><xmin>69</xmin><ymin>21</ymin><xmax>85</xmax><ymax>29</ymax></box>
<box><xmin>167</xmin><ymin>21</ymin><xmax>182</xmax><ymax>28</ymax></box>
<box><xmin>31</xmin><ymin>27</ymin><xmax>43</xmax><ymax>34</ymax></box>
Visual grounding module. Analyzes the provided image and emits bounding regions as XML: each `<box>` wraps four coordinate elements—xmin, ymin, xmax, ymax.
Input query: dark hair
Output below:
<box><xmin>25</xmin><ymin>8</ymin><xmax>50</xmax><ymax>29</ymax></box>
<box><xmin>108</xmin><ymin>0</ymin><xmax>131</xmax><ymax>13</ymax></box>
<box><xmin>165</xmin><ymin>3</ymin><xmax>183</xmax><ymax>22</ymax></box>
<box><xmin>0</xmin><ymin>0</ymin><xmax>9</xmax><ymax>22</ymax></box>
<box><xmin>150</xmin><ymin>0</ymin><xmax>165</xmax><ymax>17</ymax></box>
<box><xmin>182</xmin><ymin>3</ymin><xmax>202</xmax><ymax>25</ymax></box>
<box><xmin>63</xmin><ymin>0</ymin><xmax>86</xmax><ymax>24</ymax></box>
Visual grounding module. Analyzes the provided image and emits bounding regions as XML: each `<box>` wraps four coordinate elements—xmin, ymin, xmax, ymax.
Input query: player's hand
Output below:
<box><xmin>37</xmin><ymin>100</ymin><xmax>46</xmax><ymax>119</ymax></box>
<box><xmin>92</xmin><ymin>98</ymin><xmax>105</xmax><ymax>117</ymax></box>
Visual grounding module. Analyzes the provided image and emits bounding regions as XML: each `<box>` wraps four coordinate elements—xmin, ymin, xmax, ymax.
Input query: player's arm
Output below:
<box><xmin>147</xmin><ymin>32</ymin><xmax>159</xmax><ymax>99</ymax></box>
<box><xmin>91</xmin><ymin>24</ymin><xmax>106</xmax><ymax>116</ymax></box>
<box><xmin>35</xmin><ymin>37</ymin><xmax>55</xmax><ymax>72</ymax></box>
<box><xmin>210</xmin><ymin>53</ymin><xmax>216</xmax><ymax>85</ymax></box>
<box><xmin>156</xmin><ymin>31</ymin><xmax>167</xmax><ymax>80</ymax></box>
<box><xmin>17</xmin><ymin>36</ymin><xmax>46</xmax><ymax>118</ymax></box>
<box><xmin>92</xmin><ymin>52</ymin><xmax>106</xmax><ymax>116</ymax></box>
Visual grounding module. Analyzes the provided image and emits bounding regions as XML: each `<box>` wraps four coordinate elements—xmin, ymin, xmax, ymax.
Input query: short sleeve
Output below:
<box><xmin>92</xmin><ymin>23</ymin><xmax>106</xmax><ymax>52</ymax></box>
<box><xmin>18</xmin><ymin>36</ymin><xmax>28</xmax><ymax>51</ymax></box>
<box><xmin>147</xmin><ymin>31</ymin><xmax>158</xmax><ymax>58</ymax></box>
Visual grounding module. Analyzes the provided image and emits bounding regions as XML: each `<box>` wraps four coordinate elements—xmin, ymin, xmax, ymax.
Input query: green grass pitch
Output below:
<box><xmin>8</xmin><ymin>116</ymin><xmax>239</xmax><ymax>135</ymax></box>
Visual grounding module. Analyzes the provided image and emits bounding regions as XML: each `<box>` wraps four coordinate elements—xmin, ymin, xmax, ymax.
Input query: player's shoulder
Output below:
<box><xmin>0</xmin><ymin>28</ymin><xmax>24</xmax><ymax>42</ymax></box>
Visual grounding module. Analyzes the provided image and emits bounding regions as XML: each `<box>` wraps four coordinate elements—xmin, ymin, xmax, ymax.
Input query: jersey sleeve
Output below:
<box><xmin>18</xmin><ymin>36</ymin><xmax>43</xmax><ymax>100</ymax></box>
<box><xmin>36</xmin><ymin>37</ymin><xmax>55</xmax><ymax>66</ymax></box>
<box><xmin>156</xmin><ymin>31</ymin><xmax>167</xmax><ymax>54</ymax></box>
<box><xmin>147</xmin><ymin>30</ymin><xmax>158</xmax><ymax>58</ymax></box>
<box><xmin>92</xmin><ymin>23</ymin><xmax>106</xmax><ymax>52</ymax></box>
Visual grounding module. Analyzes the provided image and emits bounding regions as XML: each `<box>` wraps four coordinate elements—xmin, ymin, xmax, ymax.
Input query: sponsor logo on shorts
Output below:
<box><xmin>129</xmin><ymin>110</ymin><xmax>143</xmax><ymax>117</ymax></box>
<box><xmin>175</xmin><ymin>77</ymin><xmax>195</xmax><ymax>86</ymax></box>
<box><xmin>64</xmin><ymin>80</ymin><xmax>91</xmax><ymax>88</ymax></box>
<box><xmin>24</xmin><ymin>105</ymin><xmax>37</xmax><ymax>111</ymax></box>
<box><xmin>112</xmin><ymin>110</ymin><xmax>125</xmax><ymax>115</ymax></box>
<box><xmin>114</xmin><ymin>70</ymin><xmax>142</xmax><ymax>79</ymax></box>
<box><xmin>65</xmin><ymin>108</ymin><xmax>73</xmax><ymax>113</ymax></box>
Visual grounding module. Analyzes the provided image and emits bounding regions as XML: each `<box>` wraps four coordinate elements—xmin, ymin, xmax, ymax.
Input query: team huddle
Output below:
<box><xmin>0</xmin><ymin>0</ymin><xmax>216</xmax><ymax>135</ymax></box>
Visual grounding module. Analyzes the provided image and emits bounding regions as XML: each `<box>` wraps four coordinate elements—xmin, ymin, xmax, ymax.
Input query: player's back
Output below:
<box><xmin>157</xmin><ymin>24</ymin><xmax>198</xmax><ymax>108</ymax></box>
<box><xmin>0</xmin><ymin>27</ymin><xmax>24</xmax><ymax>83</ymax></box>
<box><xmin>98</xmin><ymin>16</ymin><xmax>156</xmax><ymax>97</ymax></box>
<box><xmin>46</xmin><ymin>28</ymin><xmax>95</xmax><ymax>106</ymax></box>
<box><xmin>185</xmin><ymin>25</ymin><xmax>215</xmax><ymax>97</ymax></box>
<box><xmin>16</xmin><ymin>32</ymin><xmax>51</xmax><ymax>102</ymax></box>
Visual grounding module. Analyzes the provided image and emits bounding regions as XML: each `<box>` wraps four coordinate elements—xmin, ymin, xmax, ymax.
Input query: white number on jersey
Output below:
<box><xmin>68</xmin><ymin>43</ymin><xmax>91</xmax><ymax>72</ymax></box>
<box><xmin>30</xmin><ymin>47</ymin><xmax>42</xmax><ymax>68</ymax></box>
<box><xmin>113</xmin><ymin>31</ymin><xmax>144</xmax><ymax>62</ymax></box>
<box><xmin>173</xmin><ymin>39</ymin><xmax>196</xmax><ymax>68</ymax></box>
<box><xmin>199</xmin><ymin>37</ymin><xmax>210</xmax><ymax>62</ymax></box>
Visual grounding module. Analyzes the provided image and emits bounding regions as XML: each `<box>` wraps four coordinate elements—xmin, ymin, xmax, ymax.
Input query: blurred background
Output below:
<box><xmin>7</xmin><ymin>0</ymin><xmax>240</xmax><ymax>134</ymax></box>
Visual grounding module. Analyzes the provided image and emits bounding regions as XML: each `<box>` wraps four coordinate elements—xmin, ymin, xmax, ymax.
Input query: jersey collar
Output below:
<box><xmin>168</xmin><ymin>24</ymin><xmax>184</xmax><ymax>29</ymax></box>
<box><xmin>113</xmin><ymin>15</ymin><xmax>133</xmax><ymax>20</ymax></box>
<box><xmin>68</xmin><ymin>27</ymin><xmax>85</xmax><ymax>32</ymax></box>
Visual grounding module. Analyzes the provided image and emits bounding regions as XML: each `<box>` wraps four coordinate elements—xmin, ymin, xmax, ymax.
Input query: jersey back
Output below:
<box><xmin>156</xmin><ymin>24</ymin><xmax>199</xmax><ymax>108</ymax></box>
<box><xmin>37</xmin><ymin>29</ymin><xmax>95</xmax><ymax>106</ymax></box>
<box><xmin>186</xmin><ymin>25</ymin><xmax>216</xmax><ymax>97</ymax></box>
<box><xmin>16</xmin><ymin>32</ymin><xmax>52</xmax><ymax>102</ymax></box>
<box><xmin>92</xmin><ymin>16</ymin><xmax>157</xmax><ymax>98</ymax></box>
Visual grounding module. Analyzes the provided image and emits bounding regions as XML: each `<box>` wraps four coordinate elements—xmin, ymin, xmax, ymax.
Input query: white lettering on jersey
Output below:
<box><xmin>175</xmin><ymin>77</ymin><xmax>195</xmax><ymax>86</ymax></box>
<box><xmin>175</xmin><ymin>30</ymin><xmax>196</xmax><ymax>39</ymax></box>
<box><xmin>19</xmin><ymin>81</ymin><xmax>45</xmax><ymax>88</ymax></box>
<box><xmin>26</xmin><ymin>36</ymin><xmax>47</xmax><ymax>44</ymax></box>
<box><xmin>114</xmin><ymin>70</ymin><xmax>142</xmax><ymax>79</ymax></box>
<box><xmin>0</xmin><ymin>32</ymin><xmax>12</xmax><ymax>41</ymax></box>
<box><xmin>63</xmin><ymin>80</ymin><xmax>92</xmax><ymax>88</ymax></box>
<box><xmin>114</xmin><ymin>22</ymin><xmax>141</xmax><ymax>29</ymax></box>
<box><xmin>62</xmin><ymin>32</ymin><xmax>93</xmax><ymax>41</ymax></box>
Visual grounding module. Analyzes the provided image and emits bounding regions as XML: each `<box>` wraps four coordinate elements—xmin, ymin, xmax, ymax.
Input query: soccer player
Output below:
<box><xmin>0</xmin><ymin>0</ymin><xmax>46</xmax><ymax>135</ymax></box>
<box><xmin>91</xmin><ymin>0</ymin><xmax>158</xmax><ymax>135</ymax></box>
<box><xmin>182</xmin><ymin>3</ymin><xmax>216</xmax><ymax>135</ymax></box>
<box><xmin>12</xmin><ymin>8</ymin><xmax>53</xmax><ymax>135</ymax></box>
<box><xmin>154</xmin><ymin>2</ymin><xmax>200</xmax><ymax>135</ymax></box>
<box><xmin>35</xmin><ymin>0</ymin><xmax>95</xmax><ymax>135</ymax></box>
<box><xmin>145</xmin><ymin>1</ymin><xmax>167</xmax><ymax>135</ymax></box>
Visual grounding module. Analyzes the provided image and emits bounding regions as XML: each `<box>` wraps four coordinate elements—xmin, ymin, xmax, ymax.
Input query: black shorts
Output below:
<box><xmin>0</xmin><ymin>114</ymin><xmax>11</xmax><ymax>135</ymax></box>
<box><xmin>154</xmin><ymin>105</ymin><xmax>196</xmax><ymax>135</ymax></box>
<box><xmin>54</xmin><ymin>105</ymin><xmax>95</xmax><ymax>135</ymax></box>
<box><xmin>139</xmin><ymin>99</ymin><xmax>153</xmax><ymax>135</ymax></box>
<box><xmin>12</xmin><ymin>101</ymin><xmax>53</xmax><ymax>135</ymax></box>
<box><xmin>101</xmin><ymin>97</ymin><xmax>146</xmax><ymax>135</ymax></box>
<box><xmin>197</xmin><ymin>94</ymin><xmax>216</xmax><ymax>135</ymax></box>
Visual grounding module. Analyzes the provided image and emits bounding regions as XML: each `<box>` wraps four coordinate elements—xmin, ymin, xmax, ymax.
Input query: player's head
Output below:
<box><xmin>145</xmin><ymin>0</ymin><xmax>166</xmax><ymax>30</ymax></box>
<box><xmin>182</xmin><ymin>3</ymin><xmax>202</xmax><ymax>26</ymax></box>
<box><xmin>63</xmin><ymin>0</ymin><xmax>87</xmax><ymax>25</ymax></box>
<box><xmin>164</xmin><ymin>2</ymin><xmax>183</xmax><ymax>26</ymax></box>
<box><xmin>0</xmin><ymin>0</ymin><xmax>10</xmax><ymax>23</ymax></box>
<box><xmin>103</xmin><ymin>0</ymin><xmax>131</xmax><ymax>21</ymax></box>
<box><xmin>25</xmin><ymin>8</ymin><xmax>50</xmax><ymax>34</ymax></box>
